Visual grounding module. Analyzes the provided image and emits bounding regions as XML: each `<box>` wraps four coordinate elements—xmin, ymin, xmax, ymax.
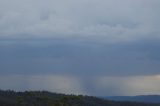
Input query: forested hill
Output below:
<box><xmin>0</xmin><ymin>90</ymin><xmax>160</xmax><ymax>106</ymax></box>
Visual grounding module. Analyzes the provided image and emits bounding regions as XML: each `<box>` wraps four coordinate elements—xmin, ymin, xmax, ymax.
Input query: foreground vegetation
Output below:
<box><xmin>0</xmin><ymin>90</ymin><xmax>160</xmax><ymax>106</ymax></box>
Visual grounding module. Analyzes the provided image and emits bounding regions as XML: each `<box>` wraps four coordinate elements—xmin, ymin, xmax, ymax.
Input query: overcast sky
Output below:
<box><xmin>0</xmin><ymin>0</ymin><xmax>160</xmax><ymax>96</ymax></box>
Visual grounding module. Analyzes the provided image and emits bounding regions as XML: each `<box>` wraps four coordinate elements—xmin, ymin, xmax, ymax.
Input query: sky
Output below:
<box><xmin>0</xmin><ymin>0</ymin><xmax>160</xmax><ymax>96</ymax></box>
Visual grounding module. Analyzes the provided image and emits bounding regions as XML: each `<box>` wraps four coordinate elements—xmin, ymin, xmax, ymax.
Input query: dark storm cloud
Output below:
<box><xmin>0</xmin><ymin>39</ymin><xmax>160</xmax><ymax>76</ymax></box>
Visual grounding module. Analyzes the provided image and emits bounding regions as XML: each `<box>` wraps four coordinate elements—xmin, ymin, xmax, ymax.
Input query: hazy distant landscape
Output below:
<box><xmin>103</xmin><ymin>95</ymin><xmax>160</xmax><ymax>103</ymax></box>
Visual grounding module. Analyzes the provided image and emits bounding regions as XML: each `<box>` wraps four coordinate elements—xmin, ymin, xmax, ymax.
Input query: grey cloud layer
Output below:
<box><xmin>0</xmin><ymin>0</ymin><xmax>160</xmax><ymax>42</ymax></box>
